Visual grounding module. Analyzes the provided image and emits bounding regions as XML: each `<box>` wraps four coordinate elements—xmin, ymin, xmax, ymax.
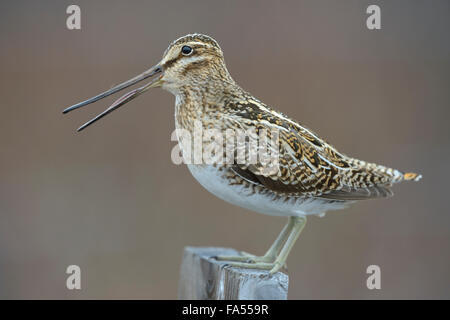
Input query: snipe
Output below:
<box><xmin>63</xmin><ymin>34</ymin><xmax>421</xmax><ymax>274</ymax></box>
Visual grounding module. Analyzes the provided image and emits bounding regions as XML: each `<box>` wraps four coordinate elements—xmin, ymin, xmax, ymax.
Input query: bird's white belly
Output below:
<box><xmin>187</xmin><ymin>164</ymin><xmax>348</xmax><ymax>217</ymax></box>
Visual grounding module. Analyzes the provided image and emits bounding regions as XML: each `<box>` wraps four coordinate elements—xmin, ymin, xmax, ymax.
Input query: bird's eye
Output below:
<box><xmin>181</xmin><ymin>45</ymin><xmax>193</xmax><ymax>56</ymax></box>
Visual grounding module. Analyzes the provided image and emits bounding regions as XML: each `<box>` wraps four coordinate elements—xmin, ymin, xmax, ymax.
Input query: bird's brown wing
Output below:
<box><xmin>226</xmin><ymin>107</ymin><xmax>397</xmax><ymax>200</ymax></box>
<box><xmin>231</xmin><ymin>165</ymin><xmax>393</xmax><ymax>200</ymax></box>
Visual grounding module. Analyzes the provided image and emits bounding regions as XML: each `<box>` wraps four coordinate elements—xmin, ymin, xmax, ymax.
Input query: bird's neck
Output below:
<box><xmin>174</xmin><ymin>79</ymin><xmax>244</xmax><ymax>131</ymax></box>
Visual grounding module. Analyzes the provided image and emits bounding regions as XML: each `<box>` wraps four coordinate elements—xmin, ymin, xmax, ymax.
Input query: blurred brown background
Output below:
<box><xmin>0</xmin><ymin>0</ymin><xmax>449</xmax><ymax>299</ymax></box>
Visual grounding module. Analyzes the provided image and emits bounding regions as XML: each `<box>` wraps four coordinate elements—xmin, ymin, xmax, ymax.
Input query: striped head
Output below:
<box><xmin>158</xmin><ymin>34</ymin><xmax>233</xmax><ymax>95</ymax></box>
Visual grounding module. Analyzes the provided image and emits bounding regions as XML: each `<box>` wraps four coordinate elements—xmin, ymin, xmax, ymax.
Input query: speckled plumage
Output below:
<box><xmin>164</xmin><ymin>34</ymin><xmax>421</xmax><ymax>215</ymax></box>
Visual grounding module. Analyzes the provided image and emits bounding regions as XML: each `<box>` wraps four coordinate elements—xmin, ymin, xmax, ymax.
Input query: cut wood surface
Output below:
<box><xmin>178</xmin><ymin>246</ymin><xmax>289</xmax><ymax>300</ymax></box>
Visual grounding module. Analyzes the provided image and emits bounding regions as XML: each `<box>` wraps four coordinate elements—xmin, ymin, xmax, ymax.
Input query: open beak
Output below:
<box><xmin>63</xmin><ymin>63</ymin><xmax>163</xmax><ymax>132</ymax></box>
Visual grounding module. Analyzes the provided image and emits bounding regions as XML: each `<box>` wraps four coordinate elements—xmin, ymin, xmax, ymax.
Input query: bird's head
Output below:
<box><xmin>158</xmin><ymin>34</ymin><xmax>231</xmax><ymax>94</ymax></box>
<box><xmin>63</xmin><ymin>34</ymin><xmax>232</xmax><ymax>131</ymax></box>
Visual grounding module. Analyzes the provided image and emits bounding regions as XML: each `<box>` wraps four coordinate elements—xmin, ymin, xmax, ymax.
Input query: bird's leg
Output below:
<box><xmin>267</xmin><ymin>216</ymin><xmax>306</xmax><ymax>274</ymax></box>
<box><xmin>214</xmin><ymin>216</ymin><xmax>296</xmax><ymax>264</ymax></box>
<box><xmin>261</xmin><ymin>217</ymin><xmax>296</xmax><ymax>261</ymax></box>
<box><xmin>217</xmin><ymin>216</ymin><xmax>307</xmax><ymax>275</ymax></box>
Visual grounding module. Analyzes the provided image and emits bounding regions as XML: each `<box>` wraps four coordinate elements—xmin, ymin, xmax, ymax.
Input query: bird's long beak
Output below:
<box><xmin>63</xmin><ymin>63</ymin><xmax>163</xmax><ymax>132</ymax></box>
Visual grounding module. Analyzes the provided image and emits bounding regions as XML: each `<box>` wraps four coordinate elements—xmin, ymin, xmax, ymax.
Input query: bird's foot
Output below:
<box><xmin>220</xmin><ymin>261</ymin><xmax>285</xmax><ymax>275</ymax></box>
<box><xmin>214</xmin><ymin>251</ymin><xmax>274</xmax><ymax>264</ymax></box>
<box><xmin>214</xmin><ymin>252</ymin><xmax>286</xmax><ymax>275</ymax></box>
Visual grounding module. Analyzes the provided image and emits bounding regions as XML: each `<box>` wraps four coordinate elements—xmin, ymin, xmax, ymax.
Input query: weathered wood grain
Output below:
<box><xmin>178</xmin><ymin>246</ymin><xmax>289</xmax><ymax>300</ymax></box>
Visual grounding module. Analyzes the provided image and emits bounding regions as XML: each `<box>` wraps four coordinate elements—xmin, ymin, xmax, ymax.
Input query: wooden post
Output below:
<box><xmin>178</xmin><ymin>246</ymin><xmax>289</xmax><ymax>300</ymax></box>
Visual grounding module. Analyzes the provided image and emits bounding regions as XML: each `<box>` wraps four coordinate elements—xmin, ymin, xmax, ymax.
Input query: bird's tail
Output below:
<box><xmin>403</xmin><ymin>172</ymin><xmax>422</xmax><ymax>182</ymax></box>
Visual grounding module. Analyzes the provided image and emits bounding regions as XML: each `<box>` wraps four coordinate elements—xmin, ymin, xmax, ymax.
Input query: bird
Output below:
<box><xmin>63</xmin><ymin>34</ymin><xmax>422</xmax><ymax>275</ymax></box>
